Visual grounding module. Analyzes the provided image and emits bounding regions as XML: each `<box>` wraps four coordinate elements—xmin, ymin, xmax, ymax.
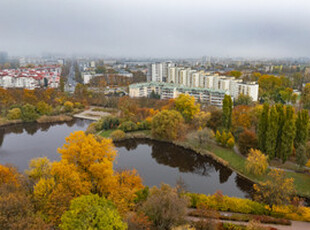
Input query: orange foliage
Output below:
<box><xmin>232</xmin><ymin>105</ymin><xmax>252</xmax><ymax>129</ymax></box>
<box><xmin>109</xmin><ymin>169</ymin><xmax>144</xmax><ymax>213</ymax></box>
<box><xmin>0</xmin><ymin>165</ymin><xmax>19</xmax><ymax>187</ymax></box>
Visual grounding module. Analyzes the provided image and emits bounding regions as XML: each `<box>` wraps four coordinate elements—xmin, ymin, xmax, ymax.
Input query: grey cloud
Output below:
<box><xmin>0</xmin><ymin>0</ymin><xmax>310</xmax><ymax>58</ymax></box>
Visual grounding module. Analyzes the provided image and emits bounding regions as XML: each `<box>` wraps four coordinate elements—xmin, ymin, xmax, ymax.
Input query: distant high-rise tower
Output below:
<box><xmin>0</xmin><ymin>52</ymin><xmax>8</xmax><ymax>64</ymax></box>
<box><xmin>151</xmin><ymin>62</ymin><xmax>174</xmax><ymax>82</ymax></box>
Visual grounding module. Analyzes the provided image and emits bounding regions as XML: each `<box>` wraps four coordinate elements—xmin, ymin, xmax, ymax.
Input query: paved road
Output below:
<box><xmin>65</xmin><ymin>64</ymin><xmax>77</xmax><ymax>92</ymax></box>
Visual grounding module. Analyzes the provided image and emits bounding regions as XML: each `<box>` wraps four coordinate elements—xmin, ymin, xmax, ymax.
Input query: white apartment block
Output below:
<box><xmin>151</xmin><ymin>62</ymin><xmax>174</xmax><ymax>82</ymax></box>
<box><xmin>129</xmin><ymin>82</ymin><xmax>227</xmax><ymax>107</ymax></box>
<box><xmin>150</xmin><ymin>63</ymin><xmax>259</xmax><ymax>101</ymax></box>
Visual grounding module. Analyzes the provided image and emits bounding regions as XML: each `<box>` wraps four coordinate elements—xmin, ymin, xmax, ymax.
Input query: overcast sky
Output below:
<box><xmin>0</xmin><ymin>0</ymin><xmax>310</xmax><ymax>58</ymax></box>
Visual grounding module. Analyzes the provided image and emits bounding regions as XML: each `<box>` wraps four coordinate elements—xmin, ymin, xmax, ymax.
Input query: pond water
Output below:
<box><xmin>0</xmin><ymin>120</ymin><xmax>253</xmax><ymax>198</ymax></box>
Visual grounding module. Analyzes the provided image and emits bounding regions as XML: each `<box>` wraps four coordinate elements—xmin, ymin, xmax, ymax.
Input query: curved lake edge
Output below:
<box><xmin>112</xmin><ymin>134</ymin><xmax>256</xmax><ymax>193</ymax></box>
<box><xmin>0</xmin><ymin>115</ymin><xmax>74</xmax><ymax>129</ymax></box>
<box><xmin>112</xmin><ymin>133</ymin><xmax>310</xmax><ymax>203</ymax></box>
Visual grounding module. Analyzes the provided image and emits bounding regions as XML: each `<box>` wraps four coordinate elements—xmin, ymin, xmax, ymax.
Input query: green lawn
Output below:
<box><xmin>186</xmin><ymin>136</ymin><xmax>310</xmax><ymax>197</ymax></box>
<box><xmin>99</xmin><ymin>129</ymin><xmax>114</xmax><ymax>138</ymax></box>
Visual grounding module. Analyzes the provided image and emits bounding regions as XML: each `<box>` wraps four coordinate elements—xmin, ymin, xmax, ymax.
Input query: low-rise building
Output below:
<box><xmin>129</xmin><ymin>82</ymin><xmax>227</xmax><ymax>106</ymax></box>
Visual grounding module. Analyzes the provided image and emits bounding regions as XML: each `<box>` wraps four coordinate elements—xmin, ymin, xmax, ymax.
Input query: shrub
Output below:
<box><xmin>21</xmin><ymin>104</ymin><xmax>39</xmax><ymax>122</ymax></box>
<box><xmin>186</xmin><ymin>192</ymin><xmax>268</xmax><ymax>216</ymax></box>
<box><xmin>85</xmin><ymin>122</ymin><xmax>97</xmax><ymax>134</ymax></box>
<box><xmin>36</xmin><ymin>101</ymin><xmax>52</xmax><ymax>115</ymax></box>
<box><xmin>238</xmin><ymin>130</ymin><xmax>258</xmax><ymax>155</ymax></box>
<box><xmin>215</xmin><ymin>130</ymin><xmax>235</xmax><ymax>148</ymax></box>
<box><xmin>110</xmin><ymin>130</ymin><xmax>126</xmax><ymax>140</ymax></box>
<box><xmin>7</xmin><ymin>108</ymin><xmax>22</xmax><ymax>120</ymax></box>
<box><xmin>227</xmin><ymin>137</ymin><xmax>235</xmax><ymax>149</ymax></box>
<box><xmin>195</xmin><ymin>128</ymin><xmax>213</xmax><ymax>145</ymax></box>
<box><xmin>126</xmin><ymin>213</ymin><xmax>152</xmax><ymax>230</ymax></box>
<box><xmin>141</xmin><ymin>184</ymin><xmax>189</xmax><ymax>230</ymax></box>
<box><xmin>119</xmin><ymin>121</ymin><xmax>138</xmax><ymax>132</ymax></box>
<box><xmin>245</xmin><ymin>149</ymin><xmax>268</xmax><ymax>176</ymax></box>
<box><xmin>137</xmin><ymin>120</ymin><xmax>151</xmax><ymax>130</ymax></box>
<box><xmin>74</xmin><ymin>102</ymin><xmax>84</xmax><ymax>109</ymax></box>
<box><xmin>63</xmin><ymin>101</ymin><xmax>74</xmax><ymax>113</ymax></box>
<box><xmin>100</xmin><ymin>116</ymin><xmax>120</xmax><ymax>130</ymax></box>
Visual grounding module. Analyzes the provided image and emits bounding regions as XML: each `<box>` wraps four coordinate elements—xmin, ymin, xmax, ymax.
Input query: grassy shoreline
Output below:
<box><xmin>99</xmin><ymin>129</ymin><xmax>310</xmax><ymax>199</ymax></box>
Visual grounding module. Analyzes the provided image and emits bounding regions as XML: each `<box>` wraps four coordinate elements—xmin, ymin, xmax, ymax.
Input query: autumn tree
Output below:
<box><xmin>191</xmin><ymin>111</ymin><xmax>211</xmax><ymax>129</ymax></box>
<box><xmin>60</xmin><ymin>194</ymin><xmax>127</xmax><ymax>230</ymax></box>
<box><xmin>0</xmin><ymin>186</ymin><xmax>50</xmax><ymax>230</ymax></box>
<box><xmin>235</xmin><ymin>94</ymin><xmax>253</xmax><ymax>106</ymax></box>
<box><xmin>141</xmin><ymin>184</ymin><xmax>189</xmax><ymax>230</ymax></box>
<box><xmin>254</xmin><ymin>169</ymin><xmax>296</xmax><ymax>206</ymax></box>
<box><xmin>232</xmin><ymin>105</ymin><xmax>252</xmax><ymax>130</ymax></box>
<box><xmin>222</xmin><ymin>95</ymin><xmax>232</xmax><ymax>130</ymax></box>
<box><xmin>175</xmin><ymin>94</ymin><xmax>200</xmax><ymax>122</ymax></box>
<box><xmin>31</xmin><ymin>131</ymin><xmax>120</xmax><ymax>224</ymax></box>
<box><xmin>245</xmin><ymin>149</ymin><xmax>268</xmax><ymax>176</ymax></box>
<box><xmin>25</xmin><ymin>157</ymin><xmax>52</xmax><ymax>181</ymax></box>
<box><xmin>228</xmin><ymin>70</ymin><xmax>242</xmax><ymax>78</ymax></box>
<box><xmin>238</xmin><ymin>130</ymin><xmax>258</xmax><ymax>155</ymax></box>
<box><xmin>151</xmin><ymin>110</ymin><xmax>185</xmax><ymax>140</ymax></box>
<box><xmin>279</xmin><ymin>106</ymin><xmax>296</xmax><ymax>162</ymax></box>
<box><xmin>118</xmin><ymin>96</ymin><xmax>138</xmax><ymax>121</ymax></box>
<box><xmin>258</xmin><ymin>75</ymin><xmax>282</xmax><ymax>99</ymax></box>
<box><xmin>108</xmin><ymin>169</ymin><xmax>144</xmax><ymax>214</ymax></box>
<box><xmin>0</xmin><ymin>165</ymin><xmax>19</xmax><ymax>187</ymax></box>
<box><xmin>207</xmin><ymin>109</ymin><xmax>222</xmax><ymax>131</ymax></box>
<box><xmin>265</xmin><ymin>106</ymin><xmax>278</xmax><ymax>159</ymax></box>
<box><xmin>258</xmin><ymin>103</ymin><xmax>269</xmax><ymax>153</ymax></box>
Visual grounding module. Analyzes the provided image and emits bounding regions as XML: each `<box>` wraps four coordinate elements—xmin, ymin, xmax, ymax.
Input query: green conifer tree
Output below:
<box><xmin>275</xmin><ymin>104</ymin><xmax>285</xmax><ymax>158</ymax></box>
<box><xmin>266</xmin><ymin>106</ymin><xmax>278</xmax><ymax>159</ymax></box>
<box><xmin>258</xmin><ymin>103</ymin><xmax>269</xmax><ymax>153</ymax></box>
<box><xmin>280</xmin><ymin>106</ymin><xmax>296</xmax><ymax>163</ymax></box>
<box><xmin>294</xmin><ymin>109</ymin><xmax>309</xmax><ymax>148</ymax></box>
<box><xmin>222</xmin><ymin>95</ymin><xmax>232</xmax><ymax>130</ymax></box>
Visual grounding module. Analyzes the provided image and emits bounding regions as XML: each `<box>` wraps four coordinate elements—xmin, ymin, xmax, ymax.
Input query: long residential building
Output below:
<box><xmin>129</xmin><ymin>82</ymin><xmax>226</xmax><ymax>106</ymax></box>
<box><xmin>150</xmin><ymin>62</ymin><xmax>259</xmax><ymax>101</ymax></box>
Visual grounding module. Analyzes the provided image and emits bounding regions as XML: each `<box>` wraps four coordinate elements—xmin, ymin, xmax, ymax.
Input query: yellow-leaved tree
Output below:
<box><xmin>245</xmin><ymin>149</ymin><xmax>268</xmax><ymax>176</ymax></box>
<box><xmin>31</xmin><ymin>131</ymin><xmax>143</xmax><ymax>224</ymax></box>
<box><xmin>175</xmin><ymin>94</ymin><xmax>200</xmax><ymax>122</ymax></box>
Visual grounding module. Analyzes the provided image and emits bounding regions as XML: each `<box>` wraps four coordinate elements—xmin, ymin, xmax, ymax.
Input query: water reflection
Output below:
<box><xmin>0</xmin><ymin>119</ymin><xmax>91</xmax><ymax>171</ymax></box>
<box><xmin>0</xmin><ymin>119</ymin><xmax>79</xmax><ymax>148</ymax></box>
<box><xmin>115</xmin><ymin>139</ymin><xmax>253</xmax><ymax>198</ymax></box>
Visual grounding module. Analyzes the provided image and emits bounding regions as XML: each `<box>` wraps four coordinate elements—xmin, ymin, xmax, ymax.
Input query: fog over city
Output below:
<box><xmin>1</xmin><ymin>0</ymin><xmax>310</xmax><ymax>58</ymax></box>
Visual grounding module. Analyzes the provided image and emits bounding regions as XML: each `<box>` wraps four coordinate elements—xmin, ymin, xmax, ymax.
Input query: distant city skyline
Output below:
<box><xmin>1</xmin><ymin>0</ymin><xmax>310</xmax><ymax>58</ymax></box>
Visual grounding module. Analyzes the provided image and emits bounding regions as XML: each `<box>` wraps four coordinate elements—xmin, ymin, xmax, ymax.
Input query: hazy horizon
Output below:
<box><xmin>1</xmin><ymin>0</ymin><xmax>310</xmax><ymax>58</ymax></box>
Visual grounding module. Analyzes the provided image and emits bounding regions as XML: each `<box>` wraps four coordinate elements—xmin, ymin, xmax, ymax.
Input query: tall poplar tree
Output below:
<box><xmin>275</xmin><ymin>104</ymin><xmax>285</xmax><ymax>158</ymax></box>
<box><xmin>222</xmin><ymin>95</ymin><xmax>232</xmax><ymax>130</ymax></box>
<box><xmin>266</xmin><ymin>106</ymin><xmax>278</xmax><ymax>159</ymax></box>
<box><xmin>294</xmin><ymin>109</ymin><xmax>309</xmax><ymax>148</ymax></box>
<box><xmin>280</xmin><ymin>106</ymin><xmax>296</xmax><ymax>163</ymax></box>
<box><xmin>258</xmin><ymin>103</ymin><xmax>269</xmax><ymax>153</ymax></box>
